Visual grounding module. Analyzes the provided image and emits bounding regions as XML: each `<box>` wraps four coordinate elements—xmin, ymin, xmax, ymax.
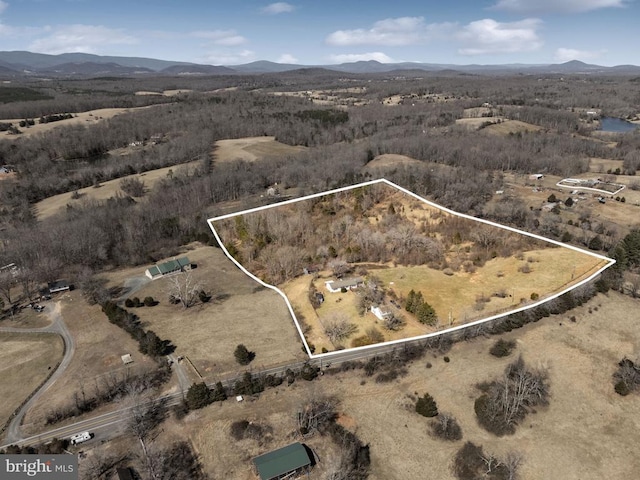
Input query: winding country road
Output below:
<box><xmin>0</xmin><ymin>302</ymin><xmax>76</xmax><ymax>445</ymax></box>
<box><xmin>0</xmin><ymin>333</ymin><xmax>435</xmax><ymax>450</ymax></box>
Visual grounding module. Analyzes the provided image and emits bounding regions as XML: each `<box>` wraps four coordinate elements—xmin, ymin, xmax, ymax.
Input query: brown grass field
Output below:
<box><xmin>212</xmin><ymin>136</ymin><xmax>306</xmax><ymax>164</ymax></box>
<box><xmin>482</xmin><ymin>119</ymin><xmax>543</xmax><ymax>135</ymax></box>
<box><xmin>34</xmin><ymin>160</ymin><xmax>201</xmax><ymax>220</ymax></box>
<box><xmin>0</xmin><ymin>333</ymin><xmax>64</xmax><ymax>431</ymax></box>
<box><xmin>106</xmin><ymin>244</ymin><xmax>307</xmax><ymax>380</ymax></box>
<box><xmin>282</xmin><ymin>246</ymin><xmax>606</xmax><ymax>352</ymax></box>
<box><xmin>0</xmin><ymin>105</ymin><xmax>158</xmax><ymax>140</ymax></box>
<box><xmin>0</xmin><ymin>307</ymin><xmax>52</xmax><ymax>329</ymax></box>
<box><xmin>82</xmin><ymin>291</ymin><xmax>640</xmax><ymax>479</ymax></box>
<box><xmin>22</xmin><ymin>293</ymin><xmax>159</xmax><ymax>434</ymax></box>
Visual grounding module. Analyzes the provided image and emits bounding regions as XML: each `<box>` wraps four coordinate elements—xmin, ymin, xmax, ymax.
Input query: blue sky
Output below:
<box><xmin>0</xmin><ymin>0</ymin><xmax>638</xmax><ymax>65</ymax></box>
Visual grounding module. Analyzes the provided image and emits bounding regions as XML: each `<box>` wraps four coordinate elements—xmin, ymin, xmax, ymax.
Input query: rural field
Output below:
<box><xmin>0</xmin><ymin>333</ymin><xmax>64</xmax><ymax>433</ymax></box>
<box><xmin>106</xmin><ymin>244</ymin><xmax>307</xmax><ymax>380</ymax></box>
<box><xmin>21</xmin><ymin>292</ymin><xmax>159</xmax><ymax>435</ymax></box>
<box><xmin>83</xmin><ymin>291</ymin><xmax>640</xmax><ymax>479</ymax></box>
<box><xmin>35</xmin><ymin>160</ymin><xmax>201</xmax><ymax>220</ymax></box>
<box><xmin>0</xmin><ymin>105</ymin><xmax>159</xmax><ymax>139</ymax></box>
<box><xmin>214</xmin><ymin>181</ymin><xmax>611</xmax><ymax>352</ymax></box>
<box><xmin>212</xmin><ymin>136</ymin><xmax>306</xmax><ymax>164</ymax></box>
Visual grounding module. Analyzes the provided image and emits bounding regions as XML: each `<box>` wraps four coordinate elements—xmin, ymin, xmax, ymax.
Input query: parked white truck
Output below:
<box><xmin>70</xmin><ymin>431</ymin><xmax>93</xmax><ymax>445</ymax></box>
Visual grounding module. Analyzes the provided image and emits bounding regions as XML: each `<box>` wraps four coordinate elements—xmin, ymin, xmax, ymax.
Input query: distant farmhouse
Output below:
<box><xmin>145</xmin><ymin>257</ymin><xmax>191</xmax><ymax>280</ymax></box>
<box><xmin>252</xmin><ymin>442</ymin><xmax>312</xmax><ymax>480</ymax></box>
<box><xmin>325</xmin><ymin>277</ymin><xmax>364</xmax><ymax>293</ymax></box>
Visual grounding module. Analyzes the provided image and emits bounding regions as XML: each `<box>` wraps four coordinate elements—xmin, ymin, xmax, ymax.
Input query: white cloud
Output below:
<box><xmin>492</xmin><ymin>0</ymin><xmax>627</xmax><ymax>13</ymax></box>
<box><xmin>191</xmin><ymin>30</ymin><xmax>247</xmax><ymax>46</ymax></box>
<box><xmin>554</xmin><ymin>47</ymin><xmax>607</xmax><ymax>62</ymax></box>
<box><xmin>277</xmin><ymin>53</ymin><xmax>298</xmax><ymax>63</ymax></box>
<box><xmin>28</xmin><ymin>25</ymin><xmax>137</xmax><ymax>54</ymax></box>
<box><xmin>0</xmin><ymin>1</ymin><xmax>8</xmax><ymax>15</ymax></box>
<box><xmin>203</xmin><ymin>49</ymin><xmax>255</xmax><ymax>65</ymax></box>
<box><xmin>326</xmin><ymin>16</ymin><xmax>453</xmax><ymax>46</ymax></box>
<box><xmin>262</xmin><ymin>2</ymin><xmax>295</xmax><ymax>14</ymax></box>
<box><xmin>328</xmin><ymin>52</ymin><xmax>395</xmax><ymax>63</ymax></box>
<box><xmin>457</xmin><ymin>18</ymin><xmax>543</xmax><ymax>55</ymax></box>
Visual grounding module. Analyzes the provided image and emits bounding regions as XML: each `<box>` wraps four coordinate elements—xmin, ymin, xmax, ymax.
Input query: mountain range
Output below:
<box><xmin>1</xmin><ymin>51</ymin><xmax>640</xmax><ymax>77</ymax></box>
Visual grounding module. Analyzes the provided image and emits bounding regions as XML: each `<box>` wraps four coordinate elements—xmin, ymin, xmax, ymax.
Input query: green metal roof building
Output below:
<box><xmin>253</xmin><ymin>442</ymin><xmax>311</xmax><ymax>480</ymax></box>
<box><xmin>145</xmin><ymin>256</ymin><xmax>190</xmax><ymax>279</ymax></box>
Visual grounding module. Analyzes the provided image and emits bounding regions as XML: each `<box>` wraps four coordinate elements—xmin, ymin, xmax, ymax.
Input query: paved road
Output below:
<box><xmin>0</xmin><ymin>334</ymin><xmax>434</xmax><ymax>449</ymax></box>
<box><xmin>1</xmin><ymin>302</ymin><xmax>76</xmax><ymax>445</ymax></box>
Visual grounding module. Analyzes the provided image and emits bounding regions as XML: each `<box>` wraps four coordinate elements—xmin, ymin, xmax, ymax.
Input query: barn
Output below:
<box><xmin>145</xmin><ymin>257</ymin><xmax>191</xmax><ymax>280</ymax></box>
<box><xmin>253</xmin><ymin>442</ymin><xmax>312</xmax><ymax>480</ymax></box>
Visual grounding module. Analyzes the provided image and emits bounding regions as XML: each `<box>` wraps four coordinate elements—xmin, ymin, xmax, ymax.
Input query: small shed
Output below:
<box><xmin>121</xmin><ymin>354</ymin><xmax>133</xmax><ymax>365</ymax></box>
<box><xmin>371</xmin><ymin>305</ymin><xmax>393</xmax><ymax>320</ymax></box>
<box><xmin>253</xmin><ymin>442</ymin><xmax>312</xmax><ymax>480</ymax></box>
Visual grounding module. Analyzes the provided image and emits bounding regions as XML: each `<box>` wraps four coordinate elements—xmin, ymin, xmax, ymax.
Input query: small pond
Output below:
<box><xmin>599</xmin><ymin>117</ymin><xmax>639</xmax><ymax>133</ymax></box>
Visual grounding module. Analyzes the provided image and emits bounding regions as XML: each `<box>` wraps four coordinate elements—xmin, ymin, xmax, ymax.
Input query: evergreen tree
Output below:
<box><xmin>212</xmin><ymin>381</ymin><xmax>227</xmax><ymax>402</ymax></box>
<box><xmin>416</xmin><ymin>393</ymin><xmax>439</xmax><ymax>418</ymax></box>
<box><xmin>405</xmin><ymin>289</ymin><xmax>417</xmax><ymax>313</ymax></box>
<box><xmin>186</xmin><ymin>383</ymin><xmax>213</xmax><ymax>410</ymax></box>
<box><xmin>234</xmin><ymin>344</ymin><xmax>254</xmax><ymax>365</ymax></box>
<box><xmin>416</xmin><ymin>302</ymin><xmax>437</xmax><ymax>325</ymax></box>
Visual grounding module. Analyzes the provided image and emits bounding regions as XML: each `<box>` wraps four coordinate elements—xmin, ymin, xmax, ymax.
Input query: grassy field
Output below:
<box><xmin>22</xmin><ymin>293</ymin><xmax>159</xmax><ymax>434</ymax></box>
<box><xmin>212</xmin><ymin>136</ymin><xmax>306</xmax><ymax>165</ymax></box>
<box><xmin>0</xmin><ymin>333</ymin><xmax>64</xmax><ymax>432</ymax></box>
<box><xmin>0</xmin><ymin>105</ymin><xmax>158</xmax><ymax>140</ymax></box>
<box><xmin>482</xmin><ymin>119</ymin><xmax>543</xmax><ymax>135</ymax></box>
<box><xmin>34</xmin><ymin>160</ymin><xmax>201</xmax><ymax>220</ymax></box>
<box><xmin>282</xmin><ymin>245</ymin><xmax>606</xmax><ymax>352</ymax></box>
<box><xmin>109</xmin><ymin>245</ymin><xmax>307</xmax><ymax>380</ymax></box>
<box><xmin>0</xmin><ymin>307</ymin><xmax>52</xmax><ymax>329</ymax></box>
<box><xmin>81</xmin><ymin>291</ymin><xmax>640</xmax><ymax>479</ymax></box>
<box><xmin>376</xmin><ymin>248</ymin><xmax>608</xmax><ymax>326</ymax></box>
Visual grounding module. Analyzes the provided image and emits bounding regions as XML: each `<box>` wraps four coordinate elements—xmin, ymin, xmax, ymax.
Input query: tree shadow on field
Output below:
<box><xmin>213</xmin><ymin>292</ymin><xmax>231</xmax><ymax>303</ymax></box>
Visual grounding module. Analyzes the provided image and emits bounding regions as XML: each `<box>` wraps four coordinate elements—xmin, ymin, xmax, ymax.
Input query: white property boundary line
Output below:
<box><xmin>208</xmin><ymin>178</ymin><xmax>615</xmax><ymax>360</ymax></box>
<box><xmin>556</xmin><ymin>178</ymin><xmax>625</xmax><ymax>197</ymax></box>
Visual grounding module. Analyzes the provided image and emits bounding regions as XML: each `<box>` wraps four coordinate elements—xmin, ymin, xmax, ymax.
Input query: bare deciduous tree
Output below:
<box><xmin>297</xmin><ymin>397</ymin><xmax>337</xmax><ymax>435</ymax></box>
<box><xmin>383</xmin><ymin>313</ymin><xmax>406</xmax><ymax>331</ymax></box>
<box><xmin>324</xmin><ymin>316</ymin><xmax>358</xmax><ymax>345</ymax></box>
<box><xmin>167</xmin><ymin>271</ymin><xmax>201</xmax><ymax>308</ymax></box>
<box><xmin>124</xmin><ymin>388</ymin><xmax>167</xmax><ymax>480</ymax></box>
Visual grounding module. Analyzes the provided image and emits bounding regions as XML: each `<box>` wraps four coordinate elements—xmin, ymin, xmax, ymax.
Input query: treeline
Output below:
<box><xmin>102</xmin><ymin>301</ymin><xmax>174</xmax><ymax>357</ymax></box>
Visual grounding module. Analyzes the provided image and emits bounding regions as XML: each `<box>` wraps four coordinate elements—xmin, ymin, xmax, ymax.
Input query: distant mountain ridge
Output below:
<box><xmin>0</xmin><ymin>51</ymin><xmax>639</xmax><ymax>77</ymax></box>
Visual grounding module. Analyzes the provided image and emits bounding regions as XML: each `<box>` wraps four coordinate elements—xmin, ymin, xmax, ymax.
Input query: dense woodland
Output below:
<box><xmin>0</xmin><ymin>71</ymin><xmax>639</xmax><ymax>310</ymax></box>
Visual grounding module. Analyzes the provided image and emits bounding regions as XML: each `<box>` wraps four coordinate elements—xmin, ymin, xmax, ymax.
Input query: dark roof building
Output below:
<box><xmin>253</xmin><ymin>442</ymin><xmax>312</xmax><ymax>480</ymax></box>
<box><xmin>115</xmin><ymin>467</ymin><xmax>135</xmax><ymax>480</ymax></box>
<box><xmin>48</xmin><ymin>280</ymin><xmax>70</xmax><ymax>294</ymax></box>
<box><xmin>325</xmin><ymin>277</ymin><xmax>364</xmax><ymax>293</ymax></box>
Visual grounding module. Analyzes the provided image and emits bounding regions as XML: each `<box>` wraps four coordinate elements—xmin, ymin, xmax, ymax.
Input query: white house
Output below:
<box><xmin>325</xmin><ymin>277</ymin><xmax>364</xmax><ymax>293</ymax></box>
<box><xmin>371</xmin><ymin>305</ymin><xmax>393</xmax><ymax>320</ymax></box>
